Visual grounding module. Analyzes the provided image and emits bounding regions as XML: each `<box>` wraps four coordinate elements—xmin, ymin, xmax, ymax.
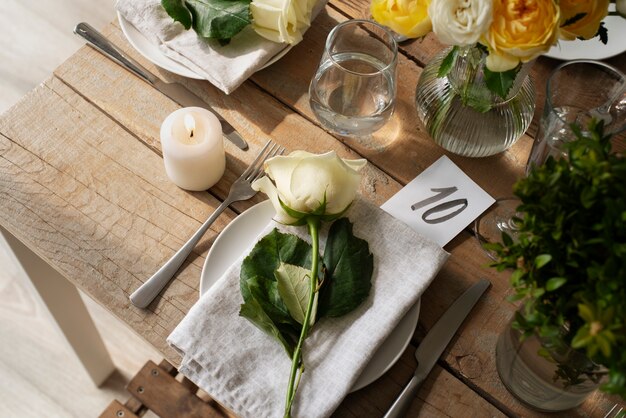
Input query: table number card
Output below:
<box><xmin>381</xmin><ymin>156</ymin><xmax>495</xmax><ymax>247</ymax></box>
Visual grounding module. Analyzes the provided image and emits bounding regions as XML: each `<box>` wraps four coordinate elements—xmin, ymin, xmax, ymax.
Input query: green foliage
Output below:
<box><xmin>597</xmin><ymin>22</ymin><xmax>608</xmax><ymax>45</ymax></box>
<box><xmin>161</xmin><ymin>0</ymin><xmax>192</xmax><ymax>29</ymax></box>
<box><xmin>437</xmin><ymin>46</ymin><xmax>522</xmax><ymax>113</ymax></box>
<box><xmin>239</xmin><ymin>229</ymin><xmax>312</xmax><ymax>356</ymax></box>
<box><xmin>318</xmin><ymin>218</ymin><xmax>373</xmax><ymax>317</ymax></box>
<box><xmin>275</xmin><ymin>263</ymin><xmax>317</xmax><ymax>325</ymax></box>
<box><xmin>483</xmin><ymin>64</ymin><xmax>520</xmax><ymax>100</ymax></box>
<box><xmin>162</xmin><ymin>0</ymin><xmax>251</xmax><ymax>42</ymax></box>
<box><xmin>239</xmin><ymin>221</ymin><xmax>373</xmax><ymax>357</ymax></box>
<box><xmin>437</xmin><ymin>46</ymin><xmax>458</xmax><ymax>78</ymax></box>
<box><xmin>489</xmin><ymin>119</ymin><xmax>626</xmax><ymax>398</ymax></box>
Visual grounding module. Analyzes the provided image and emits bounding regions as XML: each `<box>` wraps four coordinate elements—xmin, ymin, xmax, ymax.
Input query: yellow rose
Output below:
<box><xmin>484</xmin><ymin>0</ymin><xmax>560</xmax><ymax>72</ymax></box>
<box><xmin>371</xmin><ymin>0</ymin><xmax>432</xmax><ymax>38</ymax></box>
<box><xmin>559</xmin><ymin>0</ymin><xmax>609</xmax><ymax>40</ymax></box>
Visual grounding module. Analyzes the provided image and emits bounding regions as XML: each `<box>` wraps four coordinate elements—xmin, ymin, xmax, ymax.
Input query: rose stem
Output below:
<box><xmin>284</xmin><ymin>216</ymin><xmax>320</xmax><ymax>418</ymax></box>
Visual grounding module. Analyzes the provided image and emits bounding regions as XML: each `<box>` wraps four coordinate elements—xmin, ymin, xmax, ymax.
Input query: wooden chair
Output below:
<box><xmin>100</xmin><ymin>360</ymin><xmax>234</xmax><ymax>418</ymax></box>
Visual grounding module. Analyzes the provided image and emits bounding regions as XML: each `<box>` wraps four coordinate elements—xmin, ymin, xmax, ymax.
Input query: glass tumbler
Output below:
<box><xmin>526</xmin><ymin>60</ymin><xmax>626</xmax><ymax>173</ymax></box>
<box><xmin>309</xmin><ymin>19</ymin><xmax>398</xmax><ymax>137</ymax></box>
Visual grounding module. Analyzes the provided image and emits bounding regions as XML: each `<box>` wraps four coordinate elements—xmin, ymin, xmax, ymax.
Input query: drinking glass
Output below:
<box><xmin>475</xmin><ymin>60</ymin><xmax>626</xmax><ymax>260</ymax></box>
<box><xmin>309</xmin><ymin>20</ymin><xmax>398</xmax><ymax>137</ymax></box>
<box><xmin>526</xmin><ymin>60</ymin><xmax>626</xmax><ymax>173</ymax></box>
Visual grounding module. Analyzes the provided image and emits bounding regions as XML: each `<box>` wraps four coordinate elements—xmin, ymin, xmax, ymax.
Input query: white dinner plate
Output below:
<box><xmin>117</xmin><ymin>12</ymin><xmax>293</xmax><ymax>80</ymax></box>
<box><xmin>545</xmin><ymin>7</ymin><xmax>626</xmax><ymax>60</ymax></box>
<box><xmin>199</xmin><ymin>200</ymin><xmax>421</xmax><ymax>392</ymax></box>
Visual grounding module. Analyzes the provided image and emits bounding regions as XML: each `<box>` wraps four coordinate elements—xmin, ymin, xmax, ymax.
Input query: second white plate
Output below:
<box><xmin>117</xmin><ymin>13</ymin><xmax>293</xmax><ymax>80</ymax></box>
<box><xmin>199</xmin><ymin>200</ymin><xmax>420</xmax><ymax>392</ymax></box>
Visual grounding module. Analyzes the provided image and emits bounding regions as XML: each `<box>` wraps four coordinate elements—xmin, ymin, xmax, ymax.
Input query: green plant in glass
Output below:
<box><xmin>487</xmin><ymin>119</ymin><xmax>626</xmax><ymax>399</ymax></box>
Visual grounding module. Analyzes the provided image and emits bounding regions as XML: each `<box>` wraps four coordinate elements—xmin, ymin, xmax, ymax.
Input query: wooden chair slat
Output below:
<box><xmin>99</xmin><ymin>400</ymin><xmax>140</xmax><ymax>418</ymax></box>
<box><xmin>126</xmin><ymin>360</ymin><xmax>223</xmax><ymax>418</ymax></box>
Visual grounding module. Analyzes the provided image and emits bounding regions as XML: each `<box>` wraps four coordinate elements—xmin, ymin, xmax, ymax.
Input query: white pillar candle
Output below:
<box><xmin>160</xmin><ymin>107</ymin><xmax>226</xmax><ymax>191</ymax></box>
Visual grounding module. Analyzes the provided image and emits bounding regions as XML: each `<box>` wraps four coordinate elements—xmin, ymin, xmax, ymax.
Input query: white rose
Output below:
<box><xmin>429</xmin><ymin>0</ymin><xmax>492</xmax><ymax>46</ymax></box>
<box><xmin>251</xmin><ymin>150</ymin><xmax>366</xmax><ymax>224</ymax></box>
<box><xmin>251</xmin><ymin>0</ymin><xmax>314</xmax><ymax>44</ymax></box>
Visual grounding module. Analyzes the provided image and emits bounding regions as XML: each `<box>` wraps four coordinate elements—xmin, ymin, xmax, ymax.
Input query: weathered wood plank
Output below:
<box><xmin>336</xmin><ymin>345</ymin><xmax>506</xmax><ymax>417</ymax></box>
<box><xmin>55</xmin><ymin>22</ymin><xmax>402</xmax><ymax>208</ymax></box>
<box><xmin>0</xmin><ymin>78</ymin><xmax>226</xmax><ymax>358</ymax></box>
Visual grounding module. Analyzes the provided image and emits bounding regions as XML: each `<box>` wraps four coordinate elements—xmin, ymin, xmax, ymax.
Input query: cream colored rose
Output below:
<box><xmin>429</xmin><ymin>0</ymin><xmax>492</xmax><ymax>46</ymax></box>
<box><xmin>484</xmin><ymin>0</ymin><xmax>560</xmax><ymax>72</ymax></box>
<box><xmin>371</xmin><ymin>0</ymin><xmax>432</xmax><ymax>39</ymax></box>
<box><xmin>251</xmin><ymin>0</ymin><xmax>314</xmax><ymax>44</ymax></box>
<box><xmin>252</xmin><ymin>151</ymin><xmax>366</xmax><ymax>224</ymax></box>
<box><xmin>559</xmin><ymin>0</ymin><xmax>609</xmax><ymax>40</ymax></box>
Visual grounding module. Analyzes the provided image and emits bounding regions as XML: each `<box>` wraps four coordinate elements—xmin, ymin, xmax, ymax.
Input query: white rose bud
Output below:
<box><xmin>252</xmin><ymin>150</ymin><xmax>366</xmax><ymax>225</ymax></box>
<box><xmin>251</xmin><ymin>0</ymin><xmax>314</xmax><ymax>44</ymax></box>
<box><xmin>429</xmin><ymin>0</ymin><xmax>492</xmax><ymax>46</ymax></box>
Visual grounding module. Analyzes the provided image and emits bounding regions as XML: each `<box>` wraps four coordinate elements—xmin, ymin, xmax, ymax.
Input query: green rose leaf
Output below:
<box><xmin>240</xmin><ymin>297</ymin><xmax>296</xmax><ymax>357</ymax></box>
<box><xmin>319</xmin><ymin>218</ymin><xmax>373</xmax><ymax>318</ymax></box>
<box><xmin>245</xmin><ymin>275</ymin><xmax>294</xmax><ymax>326</ymax></box>
<box><xmin>437</xmin><ymin>46</ymin><xmax>458</xmax><ymax>78</ymax></box>
<box><xmin>484</xmin><ymin>65</ymin><xmax>520</xmax><ymax>100</ymax></box>
<box><xmin>239</xmin><ymin>276</ymin><xmax>301</xmax><ymax>355</ymax></box>
<box><xmin>240</xmin><ymin>228</ymin><xmax>312</xmax><ymax>301</ymax></box>
<box><xmin>239</xmin><ymin>229</ymin><xmax>313</xmax><ymax>356</ymax></box>
<box><xmin>275</xmin><ymin>263</ymin><xmax>318</xmax><ymax>325</ymax></box>
<box><xmin>161</xmin><ymin>0</ymin><xmax>193</xmax><ymax>29</ymax></box>
<box><xmin>596</xmin><ymin>22</ymin><xmax>608</xmax><ymax>45</ymax></box>
<box><xmin>186</xmin><ymin>0</ymin><xmax>251</xmax><ymax>41</ymax></box>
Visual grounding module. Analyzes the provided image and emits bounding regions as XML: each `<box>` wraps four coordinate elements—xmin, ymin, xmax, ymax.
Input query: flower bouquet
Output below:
<box><xmin>370</xmin><ymin>0</ymin><xmax>626</xmax><ymax>157</ymax></box>
<box><xmin>372</xmin><ymin>0</ymin><xmax>623</xmax><ymax>87</ymax></box>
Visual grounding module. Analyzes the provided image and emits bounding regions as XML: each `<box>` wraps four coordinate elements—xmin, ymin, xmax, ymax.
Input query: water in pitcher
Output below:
<box><xmin>309</xmin><ymin>52</ymin><xmax>395</xmax><ymax>137</ymax></box>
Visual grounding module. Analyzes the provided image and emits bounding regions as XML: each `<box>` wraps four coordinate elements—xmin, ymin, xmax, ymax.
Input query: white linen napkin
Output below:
<box><xmin>115</xmin><ymin>0</ymin><xmax>323</xmax><ymax>94</ymax></box>
<box><xmin>167</xmin><ymin>198</ymin><xmax>449</xmax><ymax>418</ymax></box>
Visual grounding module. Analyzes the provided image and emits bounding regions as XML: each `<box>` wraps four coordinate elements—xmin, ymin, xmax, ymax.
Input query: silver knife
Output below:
<box><xmin>73</xmin><ymin>22</ymin><xmax>248</xmax><ymax>151</ymax></box>
<box><xmin>384</xmin><ymin>279</ymin><xmax>490</xmax><ymax>418</ymax></box>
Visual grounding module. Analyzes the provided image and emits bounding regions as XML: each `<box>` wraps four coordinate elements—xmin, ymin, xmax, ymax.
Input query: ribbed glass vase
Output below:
<box><xmin>415</xmin><ymin>46</ymin><xmax>535</xmax><ymax>157</ymax></box>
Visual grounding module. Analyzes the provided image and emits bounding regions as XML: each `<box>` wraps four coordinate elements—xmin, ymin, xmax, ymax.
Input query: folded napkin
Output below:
<box><xmin>115</xmin><ymin>0</ymin><xmax>324</xmax><ymax>94</ymax></box>
<box><xmin>167</xmin><ymin>199</ymin><xmax>449</xmax><ymax>418</ymax></box>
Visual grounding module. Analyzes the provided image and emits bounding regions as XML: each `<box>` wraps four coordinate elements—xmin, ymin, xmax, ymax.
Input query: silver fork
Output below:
<box><xmin>130</xmin><ymin>140</ymin><xmax>284</xmax><ymax>308</ymax></box>
<box><xmin>605</xmin><ymin>404</ymin><xmax>625</xmax><ymax>418</ymax></box>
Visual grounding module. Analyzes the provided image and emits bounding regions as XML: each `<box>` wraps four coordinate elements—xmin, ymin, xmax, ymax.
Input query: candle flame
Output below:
<box><xmin>184</xmin><ymin>113</ymin><xmax>196</xmax><ymax>138</ymax></box>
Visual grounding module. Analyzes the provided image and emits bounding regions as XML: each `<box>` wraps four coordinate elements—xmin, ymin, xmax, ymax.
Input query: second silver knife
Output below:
<box><xmin>73</xmin><ymin>22</ymin><xmax>248</xmax><ymax>151</ymax></box>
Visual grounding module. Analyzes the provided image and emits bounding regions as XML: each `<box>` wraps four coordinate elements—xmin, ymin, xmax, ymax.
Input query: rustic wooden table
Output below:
<box><xmin>1</xmin><ymin>3</ymin><xmax>625</xmax><ymax>416</ymax></box>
